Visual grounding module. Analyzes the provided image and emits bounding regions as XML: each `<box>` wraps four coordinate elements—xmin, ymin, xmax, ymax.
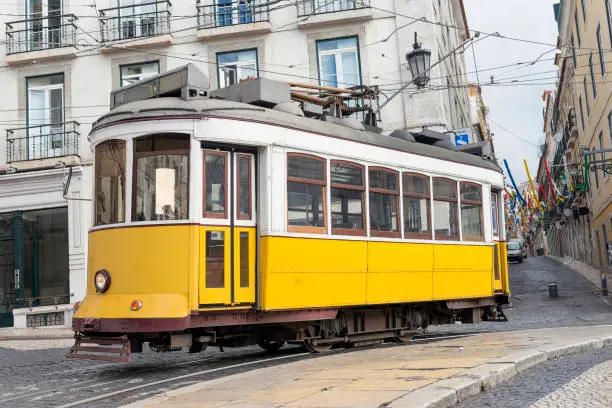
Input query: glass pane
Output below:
<box><xmin>28</xmin><ymin>74</ymin><xmax>63</xmax><ymax>88</ymax></box>
<box><xmin>317</xmin><ymin>37</ymin><xmax>358</xmax><ymax>52</ymax></box>
<box><xmin>287</xmin><ymin>182</ymin><xmax>325</xmax><ymax>227</ymax></box>
<box><xmin>238</xmin><ymin>157</ymin><xmax>250</xmax><ymax>217</ymax></box>
<box><xmin>121</xmin><ymin>61</ymin><xmax>160</xmax><ymax>87</ymax></box>
<box><xmin>133</xmin><ymin>154</ymin><xmax>189</xmax><ymax>221</ymax></box>
<box><xmin>460</xmin><ymin>183</ymin><xmax>481</xmax><ymax>202</ymax></box>
<box><xmin>135</xmin><ymin>134</ymin><xmax>189</xmax><ymax>152</ymax></box>
<box><xmin>331</xmin><ymin>188</ymin><xmax>363</xmax><ymax>230</ymax></box>
<box><xmin>331</xmin><ymin>162</ymin><xmax>362</xmax><ymax>186</ymax></box>
<box><xmin>369</xmin><ymin>192</ymin><xmax>398</xmax><ymax>232</ymax></box>
<box><xmin>433</xmin><ymin>200</ymin><xmax>458</xmax><ymax>238</ymax></box>
<box><xmin>240</xmin><ymin>232</ymin><xmax>249</xmax><ymax>288</ymax></box>
<box><xmin>217</xmin><ymin>49</ymin><xmax>258</xmax><ymax>85</ymax></box>
<box><xmin>288</xmin><ymin>156</ymin><xmax>325</xmax><ymax>181</ymax></box>
<box><xmin>49</xmin><ymin>88</ymin><xmax>63</xmax><ymax>124</ymax></box>
<box><xmin>95</xmin><ymin>140</ymin><xmax>126</xmax><ymax>225</ymax></box>
<box><xmin>461</xmin><ymin>204</ymin><xmax>483</xmax><ymax>238</ymax></box>
<box><xmin>403</xmin><ymin>174</ymin><xmax>429</xmax><ymax>195</ymax></box>
<box><xmin>369</xmin><ymin>170</ymin><xmax>397</xmax><ymax>191</ymax></box>
<box><xmin>403</xmin><ymin>197</ymin><xmax>429</xmax><ymax>235</ymax></box>
<box><xmin>206</xmin><ymin>231</ymin><xmax>225</xmax><ymax>288</ymax></box>
<box><xmin>340</xmin><ymin>51</ymin><xmax>359</xmax><ymax>87</ymax></box>
<box><xmin>491</xmin><ymin>194</ymin><xmax>499</xmax><ymax>237</ymax></box>
<box><xmin>433</xmin><ymin>179</ymin><xmax>457</xmax><ymax>200</ymax></box>
<box><xmin>320</xmin><ymin>54</ymin><xmax>337</xmax><ymax>88</ymax></box>
<box><xmin>206</xmin><ymin>154</ymin><xmax>226</xmax><ymax>215</ymax></box>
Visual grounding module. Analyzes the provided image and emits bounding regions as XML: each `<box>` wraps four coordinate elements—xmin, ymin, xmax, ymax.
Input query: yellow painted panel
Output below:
<box><xmin>88</xmin><ymin>226</ymin><xmax>190</xmax><ymax>295</ymax></box>
<box><xmin>499</xmin><ymin>242</ymin><xmax>511</xmax><ymax>295</ymax></box>
<box><xmin>74</xmin><ymin>293</ymin><xmax>188</xmax><ymax>319</ymax></box>
<box><xmin>366</xmin><ymin>242</ymin><xmax>434</xmax><ymax>303</ymax></box>
<box><xmin>199</xmin><ymin>226</ymin><xmax>232</xmax><ymax>306</ymax></box>
<box><xmin>493</xmin><ymin>242</ymin><xmax>503</xmax><ymax>291</ymax></box>
<box><xmin>432</xmin><ymin>244</ymin><xmax>494</xmax><ymax>299</ymax></box>
<box><xmin>260</xmin><ymin>236</ymin><xmax>367</xmax><ymax>309</ymax></box>
<box><xmin>188</xmin><ymin>225</ymin><xmax>200</xmax><ymax>313</ymax></box>
<box><xmin>233</xmin><ymin>227</ymin><xmax>256</xmax><ymax>304</ymax></box>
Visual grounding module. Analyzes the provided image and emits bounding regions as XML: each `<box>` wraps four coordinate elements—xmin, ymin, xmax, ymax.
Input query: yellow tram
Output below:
<box><xmin>68</xmin><ymin>65</ymin><xmax>510</xmax><ymax>362</ymax></box>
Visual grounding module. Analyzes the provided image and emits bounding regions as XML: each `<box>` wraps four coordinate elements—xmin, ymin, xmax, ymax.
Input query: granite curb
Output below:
<box><xmin>0</xmin><ymin>328</ymin><xmax>74</xmax><ymax>341</ymax></box>
<box><xmin>121</xmin><ymin>334</ymin><xmax>612</xmax><ymax>408</ymax></box>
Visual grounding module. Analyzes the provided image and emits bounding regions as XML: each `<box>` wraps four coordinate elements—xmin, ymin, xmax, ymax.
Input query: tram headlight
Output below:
<box><xmin>94</xmin><ymin>269</ymin><xmax>111</xmax><ymax>293</ymax></box>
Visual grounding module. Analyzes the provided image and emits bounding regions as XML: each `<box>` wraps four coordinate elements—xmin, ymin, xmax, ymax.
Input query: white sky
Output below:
<box><xmin>464</xmin><ymin>0</ymin><xmax>559</xmax><ymax>183</ymax></box>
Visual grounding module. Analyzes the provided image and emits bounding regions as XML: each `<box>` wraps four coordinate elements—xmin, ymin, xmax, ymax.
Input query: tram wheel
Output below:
<box><xmin>391</xmin><ymin>334</ymin><xmax>414</xmax><ymax>343</ymax></box>
<box><xmin>303</xmin><ymin>339</ymin><xmax>333</xmax><ymax>353</ymax></box>
<box><xmin>257</xmin><ymin>339</ymin><xmax>286</xmax><ymax>352</ymax></box>
<box><xmin>188</xmin><ymin>341</ymin><xmax>207</xmax><ymax>353</ymax></box>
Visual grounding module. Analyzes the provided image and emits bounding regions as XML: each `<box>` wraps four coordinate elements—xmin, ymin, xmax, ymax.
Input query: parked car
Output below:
<box><xmin>507</xmin><ymin>240</ymin><xmax>524</xmax><ymax>263</ymax></box>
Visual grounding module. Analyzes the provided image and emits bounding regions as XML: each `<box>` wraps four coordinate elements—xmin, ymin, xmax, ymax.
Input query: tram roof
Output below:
<box><xmin>92</xmin><ymin>97</ymin><xmax>502</xmax><ymax>174</ymax></box>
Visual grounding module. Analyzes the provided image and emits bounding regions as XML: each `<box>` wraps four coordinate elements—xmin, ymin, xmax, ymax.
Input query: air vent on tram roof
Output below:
<box><xmin>110</xmin><ymin>63</ymin><xmax>210</xmax><ymax>110</ymax></box>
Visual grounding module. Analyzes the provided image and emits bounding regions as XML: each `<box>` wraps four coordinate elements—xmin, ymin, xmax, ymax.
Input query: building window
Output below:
<box><xmin>492</xmin><ymin>191</ymin><xmax>499</xmax><ymax>238</ymax></box>
<box><xmin>120</xmin><ymin>61</ymin><xmax>160</xmax><ymax>87</ymax></box>
<box><xmin>26</xmin><ymin>73</ymin><xmax>64</xmax><ymax>159</ymax></box>
<box><xmin>203</xmin><ymin>150</ymin><xmax>228</xmax><ymax>218</ymax></box>
<box><xmin>575</xmin><ymin>11</ymin><xmax>581</xmax><ymax>46</ymax></box>
<box><xmin>603</xmin><ymin>225</ymin><xmax>609</xmax><ymax>266</ymax></box>
<box><xmin>583</xmin><ymin>77</ymin><xmax>590</xmax><ymax>116</ymax></box>
<box><xmin>216</xmin><ymin>0</ymin><xmax>255</xmax><ymax>26</ymax></box>
<box><xmin>287</xmin><ymin>154</ymin><xmax>326</xmax><ymax>233</ymax></box>
<box><xmin>330</xmin><ymin>161</ymin><xmax>365</xmax><ymax>235</ymax></box>
<box><xmin>460</xmin><ymin>182</ymin><xmax>483</xmax><ymax>241</ymax></box>
<box><xmin>580</xmin><ymin>0</ymin><xmax>586</xmax><ymax>21</ymax></box>
<box><xmin>432</xmin><ymin>178</ymin><xmax>458</xmax><ymax>240</ymax></box>
<box><xmin>317</xmin><ymin>36</ymin><xmax>361</xmax><ymax>88</ymax></box>
<box><xmin>133</xmin><ymin>134</ymin><xmax>190</xmax><ymax>221</ymax></box>
<box><xmin>579</xmin><ymin>96</ymin><xmax>586</xmax><ymax>129</ymax></box>
<box><xmin>369</xmin><ymin>167</ymin><xmax>400</xmax><ymax>237</ymax></box>
<box><xmin>95</xmin><ymin>140</ymin><xmax>126</xmax><ymax>226</ymax></box>
<box><xmin>593</xmin><ymin>148</ymin><xmax>600</xmax><ymax>189</ymax></box>
<box><xmin>589</xmin><ymin>54</ymin><xmax>597</xmax><ymax>97</ymax></box>
<box><xmin>600</xmin><ymin>132</ymin><xmax>607</xmax><ymax>180</ymax></box>
<box><xmin>571</xmin><ymin>35</ymin><xmax>577</xmax><ymax>66</ymax></box>
<box><xmin>217</xmin><ymin>49</ymin><xmax>258</xmax><ymax>88</ymax></box>
<box><xmin>597</xmin><ymin>25</ymin><xmax>606</xmax><ymax>76</ymax></box>
<box><xmin>606</xmin><ymin>0</ymin><xmax>612</xmax><ymax>46</ymax></box>
<box><xmin>402</xmin><ymin>173</ymin><xmax>431</xmax><ymax>239</ymax></box>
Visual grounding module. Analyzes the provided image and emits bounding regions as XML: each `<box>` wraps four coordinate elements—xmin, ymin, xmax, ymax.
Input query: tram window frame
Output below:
<box><xmin>330</xmin><ymin>160</ymin><xmax>366</xmax><ymax>236</ymax></box>
<box><xmin>94</xmin><ymin>139</ymin><xmax>126</xmax><ymax>226</ymax></box>
<box><xmin>460</xmin><ymin>181</ymin><xmax>484</xmax><ymax>241</ymax></box>
<box><xmin>132</xmin><ymin>134</ymin><xmax>190</xmax><ymax>222</ymax></box>
<box><xmin>432</xmin><ymin>177</ymin><xmax>459</xmax><ymax>241</ymax></box>
<box><xmin>236</xmin><ymin>153</ymin><xmax>252</xmax><ymax>221</ymax></box>
<box><xmin>286</xmin><ymin>153</ymin><xmax>327</xmax><ymax>234</ymax></box>
<box><xmin>368</xmin><ymin>167</ymin><xmax>401</xmax><ymax>238</ymax></box>
<box><xmin>402</xmin><ymin>172</ymin><xmax>432</xmax><ymax>240</ymax></box>
<box><xmin>491</xmin><ymin>190</ymin><xmax>500</xmax><ymax>239</ymax></box>
<box><xmin>203</xmin><ymin>150</ymin><xmax>229</xmax><ymax>219</ymax></box>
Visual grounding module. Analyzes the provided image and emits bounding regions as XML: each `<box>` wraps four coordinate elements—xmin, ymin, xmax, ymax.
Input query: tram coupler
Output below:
<box><xmin>65</xmin><ymin>334</ymin><xmax>131</xmax><ymax>362</ymax></box>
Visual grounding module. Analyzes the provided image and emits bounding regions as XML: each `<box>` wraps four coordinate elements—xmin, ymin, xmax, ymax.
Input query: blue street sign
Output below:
<box><xmin>455</xmin><ymin>133</ymin><xmax>469</xmax><ymax>146</ymax></box>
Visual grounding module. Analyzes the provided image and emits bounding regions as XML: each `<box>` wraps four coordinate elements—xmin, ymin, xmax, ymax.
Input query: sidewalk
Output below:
<box><xmin>123</xmin><ymin>325</ymin><xmax>612</xmax><ymax>408</ymax></box>
<box><xmin>0</xmin><ymin>326</ymin><xmax>74</xmax><ymax>341</ymax></box>
<box><xmin>548</xmin><ymin>255</ymin><xmax>609</xmax><ymax>291</ymax></box>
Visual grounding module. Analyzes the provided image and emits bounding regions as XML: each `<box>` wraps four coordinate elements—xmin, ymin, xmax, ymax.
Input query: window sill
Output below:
<box><xmin>197</xmin><ymin>21</ymin><xmax>272</xmax><ymax>41</ymax></box>
<box><xmin>8</xmin><ymin>155</ymin><xmax>80</xmax><ymax>172</ymax></box>
<box><xmin>5</xmin><ymin>46</ymin><xmax>77</xmax><ymax>65</ymax></box>
<box><xmin>100</xmin><ymin>34</ymin><xmax>173</xmax><ymax>54</ymax></box>
<box><xmin>297</xmin><ymin>8</ymin><xmax>373</xmax><ymax>29</ymax></box>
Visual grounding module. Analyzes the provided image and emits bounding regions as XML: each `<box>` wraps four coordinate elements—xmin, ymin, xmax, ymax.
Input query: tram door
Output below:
<box><xmin>199</xmin><ymin>149</ymin><xmax>256</xmax><ymax>308</ymax></box>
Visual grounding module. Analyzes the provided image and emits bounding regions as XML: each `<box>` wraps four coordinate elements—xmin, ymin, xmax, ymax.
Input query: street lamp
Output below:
<box><xmin>406</xmin><ymin>32</ymin><xmax>432</xmax><ymax>88</ymax></box>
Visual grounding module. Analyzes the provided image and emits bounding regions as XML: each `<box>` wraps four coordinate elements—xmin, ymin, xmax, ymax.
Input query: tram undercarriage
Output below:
<box><xmin>67</xmin><ymin>299</ymin><xmax>507</xmax><ymax>362</ymax></box>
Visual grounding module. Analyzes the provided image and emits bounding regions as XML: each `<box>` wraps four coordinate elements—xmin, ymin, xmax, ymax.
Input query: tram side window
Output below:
<box><xmin>204</xmin><ymin>151</ymin><xmax>228</xmax><ymax>218</ymax></box>
<box><xmin>460</xmin><ymin>182</ymin><xmax>483</xmax><ymax>240</ymax></box>
<box><xmin>491</xmin><ymin>191</ymin><xmax>499</xmax><ymax>238</ymax></box>
<box><xmin>330</xmin><ymin>161</ymin><xmax>365</xmax><ymax>235</ymax></box>
<box><xmin>133</xmin><ymin>134</ymin><xmax>189</xmax><ymax>221</ymax></box>
<box><xmin>369</xmin><ymin>168</ymin><xmax>400</xmax><ymax>237</ymax></box>
<box><xmin>287</xmin><ymin>154</ymin><xmax>326</xmax><ymax>233</ymax></box>
<box><xmin>433</xmin><ymin>178</ymin><xmax>459</xmax><ymax>240</ymax></box>
<box><xmin>95</xmin><ymin>140</ymin><xmax>126</xmax><ymax>225</ymax></box>
<box><xmin>403</xmin><ymin>173</ymin><xmax>431</xmax><ymax>239</ymax></box>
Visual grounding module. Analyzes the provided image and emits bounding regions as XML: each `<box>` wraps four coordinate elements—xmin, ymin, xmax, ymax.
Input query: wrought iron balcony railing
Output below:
<box><xmin>6</xmin><ymin>121</ymin><xmax>80</xmax><ymax>163</ymax></box>
<box><xmin>99</xmin><ymin>0</ymin><xmax>171</xmax><ymax>43</ymax></box>
<box><xmin>197</xmin><ymin>0</ymin><xmax>269</xmax><ymax>29</ymax></box>
<box><xmin>297</xmin><ymin>0</ymin><xmax>370</xmax><ymax>17</ymax></box>
<box><xmin>5</xmin><ymin>14</ymin><xmax>77</xmax><ymax>55</ymax></box>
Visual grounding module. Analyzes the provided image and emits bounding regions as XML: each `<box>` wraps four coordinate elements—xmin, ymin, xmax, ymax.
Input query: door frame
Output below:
<box><xmin>199</xmin><ymin>142</ymin><xmax>258</xmax><ymax>309</ymax></box>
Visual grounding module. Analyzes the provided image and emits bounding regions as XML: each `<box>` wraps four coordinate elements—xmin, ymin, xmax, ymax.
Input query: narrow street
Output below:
<box><xmin>0</xmin><ymin>256</ymin><xmax>610</xmax><ymax>407</ymax></box>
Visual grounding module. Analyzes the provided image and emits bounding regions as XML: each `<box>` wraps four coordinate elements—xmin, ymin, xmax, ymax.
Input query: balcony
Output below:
<box><xmin>196</xmin><ymin>0</ymin><xmax>271</xmax><ymax>39</ymax></box>
<box><xmin>296</xmin><ymin>0</ymin><xmax>372</xmax><ymax>28</ymax></box>
<box><xmin>99</xmin><ymin>1</ymin><xmax>172</xmax><ymax>48</ymax></box>
<box><xmin>6</xmin><ymin>122</ymin><xmax>80</xmax><ymax>169</ymax></box>
<box><xmin>4</xmin><ymin>14</ymin><xmax>77</xmax><ymax>64</ymax></box>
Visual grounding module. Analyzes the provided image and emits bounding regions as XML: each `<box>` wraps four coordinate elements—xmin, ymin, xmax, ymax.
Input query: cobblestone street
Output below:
<box><xmin>0</xmin><ymin>256</ymin><xmax>610</xmax><ymax>408</ymax></box>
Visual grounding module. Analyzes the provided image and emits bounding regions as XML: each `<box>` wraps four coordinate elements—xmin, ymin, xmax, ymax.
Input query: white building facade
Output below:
<box><xmin>0</xmin><ymin>0</ymin><xmax>471</xmax><ymax>327</ymax></box>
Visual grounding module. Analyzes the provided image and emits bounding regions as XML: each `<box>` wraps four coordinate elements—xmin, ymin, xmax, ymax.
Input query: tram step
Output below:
<box><xmin>65</xmin><ymin>334</ymin><xmax>131</xmax><ymax>362</ymax></box>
